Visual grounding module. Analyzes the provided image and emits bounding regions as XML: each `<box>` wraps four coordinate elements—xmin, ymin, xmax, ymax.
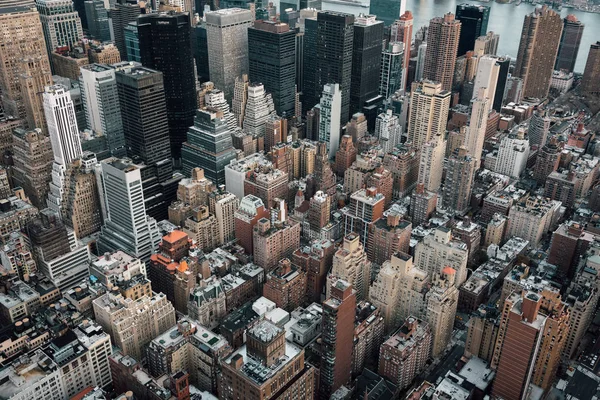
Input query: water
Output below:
<box><xmin>404</xmin><ymin>0</ymin><xmax>600</xmax><ymax>72</ymax></box>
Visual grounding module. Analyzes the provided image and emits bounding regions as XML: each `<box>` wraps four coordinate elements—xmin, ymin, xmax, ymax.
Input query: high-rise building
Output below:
<box><xmin>406</xmin><ymin>80</ymin><xmax>451</xmax><ymax>150</ymax></box>
<box><xmin>423</xmin><ymin>13</ymin><xmax>461</xmax><ymax>91</ymax></box>
<box><xmin>307</xmin><ymin>141</ymin><xmax>337</xmax><ymax>204</ymax></box>
<box><xmin>210</xmin><ymin>189</ymin><xmax>239</xmax><ymax>245</ymax></box>
<box><xmin>350</xmin><ymin>15</ymin><xmax>383</xmax><ymax>116</ymax></box>
<box><xmin>79</xmin><ymin>64</ymin><xmax>126</xmax><ymax>157</ymax></box>
<box><xmin>97</xmin><ymin>158</ymin><xmax>161</xmax><ymax>262</ymax></box>
<box><xmin>443</xmin><ymin>147</ymin><xmax>475</xmax><ymax>214</ymax></box>
<box><xmin>138</xmin><ymin>12</ymin><xmax>197</xmax><ymax>161</ymax></box>
<box><xmin>455</xmin><ymin>4</ymin><xmax>489</xmax><ymax>56</ymax></box>
<box><xmin>335</xmin><ymin>134</ymin><xmax>357</xmax><ymax>176</ymax></box>
<box><xmin>369</xmin><ymin>0</ymin><xmax>405</xmax><ymax>26</ymax></box>
<box><xmin>492</xmin><ymin>56</ymin><xmax>510</xmax><ymax>112</ymax></box>
<box><xmin>533</xmin><ymin>137</ymin><xmax>562</xmax><ymax>184</ymax></box>
<box><xmin>263</xmin><ymin>258</ymin><xmax>307</xmax><ymax>311</ymax></box>
<box><xmin>581</xmin><ymin>42</ymin><xmax>600</xmax><ymax>95</ymax></box>
<box><xmin>528</xmin><ymin>107</ymin><xmax>551</xmax><ymax>147</ymax></box>
<box><xmin>318</xmin><ymin>83</ymin><xmax>342</xmax><ymax>159</ymax></box>
<box><xmin>367</xmin><ymin>213</ymin><xmax>411</xmax><ymax>265</ymax></box>
<box><xmin>506</xmin><ymin>196</ymin><xmax>561</xmax><ymax>248</ymax></box>
<box><xmin>205</xmin><ymin>8</ymin><xmax>253</xmax><ymax>100</ymax></box>
<box><xmin>248</xmin><ymin>20</ymin><xmax>296</xmax><ymax>118</ymax></box>
<box><xmin>464</xmin><ymin>87</ymin><xmax>490</xmax><ymax>168</ymax></box>
<box><xmin>343</xmin><ymin>187</ymin><xmax>385</xmax><ymax>248</ymax></box>
<box><xmin>375</xmin><ymin>109</ymin><xmax>402</xmax><ymax>153</ymax></box>
<box><xmin>472</xmin><ymin>56</ymin><xmax>499</xmax><ymax>112</ymax></box>
<box><xmin>493</xmin><ymin>128</ymin><xmax>530</xmax><ymax>179</ymax></box>
<box><xmin>474</xmin><ymin>31</ymin><xmax>499</xmax><ymax>55</ymax></box>
<box><xmin>316</xmin><ymin>11</ymin><xmax>354</xmax><ymax>124</ymax></box>
<box><xmin>379</xmin><ymin>42</ymin><xmax>405</xmax><ymax>99</ymax></box>
<box><xmin>85</xmin><ymin>0</ymin><xmax>110</xmax><ymax>41</ymax></box>
<box><xmin>555</xmin><ymin>15</ymin><xmax>584</xmax><ymax>73</ymax></box>
<box><xmin>240</xmin><ymin>83</ymin><xmax>277</xmax><ymax>138</ymax></box>
<box><xmin>36</xmin><ymin>0</ymin><xmax>83</xmax><ymax>60</ymax></box>
<box><xmin>183</xmin><ymin>206</ymin><xmax>220</xmax><ymax>252</ymax></box>
<box><xmin>417</xmin><ymin>131</ymin><xmax>446</xmax><ymax>192</ymax></box>
<box><xmin>378</xmin><ymin>317</ymin><xmax>432</xmax><ymax>391</ymax></box>
<box><xmin>389</xmin><ymin>11</ymin><xmax>413</xmax><ymax>89</ymax></box>
<box><xmin>514</xmin><ymin>6</ymin><xmax>563</xmax><ymax>99</ymax></box>
<box><xmin>182</xmin><ymin>108</ymin><xmax>237</xmax><ymax>186</ymax></box>
<box><xmin>328</xmin><ymin>233</ymin><xmax>372</xmax><ymax>301</ymax></box>
<box><xmin>320</xmin><ymin>280</ymin><xmax>356</xmax><ymax>399</ymax></box>
<box><xmin>110</xmin><ymin>0</ymin><xmax>141</xmax><ymax>60</ymax></box>
<box><xmin>253</xmin><ymin>214</ymin><xmax>301</xmax><ymax>273</ymax></box>
<box><xmin>410</xmin><ymin>184</ymin><xmax>437</xmax><ymax>226</ymax></box>
<box><xmin>301</xmin><ymin>15</ymin><xmax>319</xmax><ymax>115</ymax></box>
<box><xmin>234</xmin><ymin>194</ymin><xmax>270</xmax><ymax>254</ymax></box>
<box><xmin>414</xmin><ymin>226</ymin><xmax>469</xmax><ymax>286</ymax></box>
<box><xmin>11</xmin><ymin>128</ymin><xmax>53</xmax><ymax>208</ymax></box>
<box><xmin>0</xmin><ymin>7</ymin><xmax>52</xmax><ymax>126</ymax></box>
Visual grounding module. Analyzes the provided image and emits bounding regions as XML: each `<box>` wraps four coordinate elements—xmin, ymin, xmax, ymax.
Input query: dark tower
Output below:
<box><xmin>248</xmin><ymin>20</ymin><xmax>297</xmax><ymax>118</ymax></box>
<box><xmin>493</xmin><ymin>56</ymin><xmax>510</xmax><ymax>112</ymax></box>
<box><xmin>302</xmin><ymin>16</ymin><xmax>318</xmax><ymax>114</ymax></box>
<box><xmin>350</xmin><ymin>15</ymin><xmax>383</xmax><ymax>117</ymax></box>
<box><xmin>316</xmin><ymin>11</ymin><xmax>354</xmax><ymax>125</ymax></box>
<box><xmin>138</xmin><ymin>12</ymin><xmax>197</xmax><ymax>161</ymax></box>
<box><xmin>555</xmin><ymin>15</ymin><xmax>584</xmax><ymax>73</ymax></box>
<box><xmin>455</xmin><ymin>3</ymin><xmax>489</xmax><ymax>56</ymax></box>
<box><xmin>110</xmin><ymin>0</ymin><xmax>141</xmax><ymax>60</ymax></box>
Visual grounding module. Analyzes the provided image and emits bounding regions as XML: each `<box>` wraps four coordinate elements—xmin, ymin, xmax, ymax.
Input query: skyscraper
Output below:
<box><xmin>389</xmin><ymin>11</ymin><xmax>413</xmax><ymax>89</ymax></box>
<box><xmin>514</xmin><ymin>6</ymin><xmax>563</xmax><ymax>99</ymax></box>
<box><xmin>320</xmin><ymin>280</ymin><xmax>356</xmax><ymax>399</ymax></box>
<box><xmin>205</xmin><ymin>8</ymin><xmax>253</xmax><ymax>100</ymax></box>
<box><xmin>43</xmin><ymin>85</ymin><xmax>82</xmax><ymax>167</ymax></box>
<box><xmin>79</xmin><ymin>64</ymin><xmax>126</xmax><ymax>157</ymax></box>
<box><xmin>474</xmin><ymin>30</ymin><xmax>499</xmax><ymax>55</ymax></box>
<box><xmin>181</xmin><ymin>108</ymin><xmax>237</xmax><ymax>186</ymax></box>
<box><xmin>555</xmin><ymin>15</ymin><xmax>584</xmax><ymax>73</ymax></box>
<box><xmin>248</xmin><ymin>20</ymin><xmax>296</xmax><ymax>118</ymax></box>
<box><xmin>302</xmin><ymin>16</ymin><xmax>319</xmax><ymax>114</ymax></box>
<box><xmin>328</xmin><ymin>233</ymin><xmax>372</xmax><ymax>301</ymax></box>
<box><xmin>464</xmin><ymin>87</ymin><xmax>489</xmax><ymax>167</ymax></box>
<box><xmin>97</xmin><ymin>158</ymin><xmax>161</xmax><ymax>262</ymax></box>
<box><xmin>316</xmin><ymin>11</ymin><xmax>354</xmax><ymax>124</ymax></box>
<box><xmin>423</xmin><ymin>13</ymin><xmax>461</xmax><ymax>91</ymax></box>
<box><xmin>379</xmin><ymin>42</ymin><xmax>404</xmax><ymax>99</ymax></box>
<box><xmin>84</xmin><ymin>0</ymin><xmax>110</xmax><ymax>42</ymax></box>
<box><xmin>493</xmin><ymin>56</ymin><xmax>510</xmax><ymax>112</ymax></box>
<box><xmin>350</xmin><ymin>14</ymin><xmax>383</xmax><ymax>116</ymax></box>
<box><xmin>0</xmin><ymin>7</ymin><xmax>52</xmax><ymax>124</ymax></box>
<box><xmin>375</xmin><ymin>109</ymin><xmax>402</xmax><ymax>153</ymax></box>
<box><xmin>406</xmin><ymin>80</ymin><xmax>451</xmax><ymax>150</ymax></box>
<box><xmin>138</xmin><ymin>12</ymin><xmax>197</xmax><ymax>161</ymax></box>
<box><xmin>36</xmin><ymin>0</ymin><xmax>83</xmax><ymax>60</ymax></box>
<box><xmin>581</xmin><ymin>42</ymin><xmax>600</xmax><ymax>95</ymax></box>
<box><xmin>443</xmin><ymin>147</ymin><xmax>475</xmax><ymax>214</ymax></box>
<box><xmin>528</xmin><ymin>107</ymin><xmax>551</xmax><ymax>147</ymax></box>
<box><xmin>417</xmin><ymin>132</ymin><xmax>446</xmax><ymax>192</ymax></box>
<box><xmin>369</xmin><ymin>0</ymin><xmax>405</xmax><ymax>26</ymax></box>
<box><xmin>455</xmin><ymin>4</ymin><xmax>489</xmax><ymax>56</ymax></box>
<box><xmin>110</xmin><ymin>0</ymin><xmax>141</xmax><ymax>60</ymax></box>
<box><xmin>318</xmin><ymin>83</ymin><xmax>342</xmax><ymax>159</ymax></box>
<box><xmin>472</xmin><ymin>55</ymin><xmax>499</xmax><ymax>112</ymax></box>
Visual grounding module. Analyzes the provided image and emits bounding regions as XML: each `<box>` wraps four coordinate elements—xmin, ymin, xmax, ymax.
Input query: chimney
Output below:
<box><xmin>231</xmin><ymin>354</ymin><xmax>244</xmax><ymax>370</ymax></box>
<box><xmin>387</xmin><ymin>213</ymin><xmax>400</xmax><ymax>227</ymax></box>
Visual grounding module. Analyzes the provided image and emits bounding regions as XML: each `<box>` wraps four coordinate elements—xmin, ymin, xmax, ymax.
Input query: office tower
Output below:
<box><xmin>367</xmin><ymin>213</ymin><xmax>411</xmax><ymax>265</ymax></box>
<box><xmin>414</xmin><ymin>226</ymin><xmax>468</xmax><ymax>285</ymax></box>
<box><xmin>241</xmin><ymin>83</ymin><xmax>277</xmax><ymax>137</ymax></box>
<box><xmin>94</xmin><ymin>290</ymin><xmax>175</xmax><ymax>360</ymax></box>
<box><xmin>472</xmin><ymin>56</ymin><xmax>499</xmax><ymax>111</ymax></box>
<box><xmin>335</xmin><ymin>135</ymin><xmax>357</xmax><ymax>176</ymax></box>
<box><xmin>0</xmin><ymin>7</ymin><xmax>52</xmax><ymax>124</ymax></box>
<box><xmin>417</xmin><ymin>132</ymin><xmax>445</xmax><ymax>192</ymax></box>
<box><xmin>369</xmin><ymin>0</ymin><xmax>404</xmax><ymax>26</ymax></box>
<box><xmin>343</xmin><ymin>188</ymin><xmax>385</xmax><ymax>247</ymax></box>
<box><xmin>406</xmin><ymin>80</ymin><xmax>451</xmax><ymax>150</ymax></box>
<box><xmin>210</xmin><ymin>190</ymin><xmax>239</xmax><ymax>245</ymax></box>
<box><xmin>301</xmin><ymin>15</ymin><xmax>318</xmax><ymax>113</ymax></box>
<box><xmin>415</xmin><ymin>42</ymin><xmax>427</xmax><ymax>82</ymax></box>
<box><xmin>474</xmin><ymin>31</ymin><xmax>499</xmax><ymax>55</ymax></box>
<box><xmin>375</xmin><ymin>109</ymin><xmax>402</xmax><ymax>153</ymax></box>
<box><xmin>11</xmin><ymin>128</ymin><xmax>53</xmax><ymax>208</ymax></box>
<box><xmin>443</xmin><ymin>147</ymin><xmax>475</xmax><ymax>214</ymax></box>
<box><xmin>193</xmin><ymin>23</ymin><xmax>210</xmax><ymax>83</ymax></box>
<box><xmin>85</xmin><ymin>0</ymin><xmax>110</xmax><ymax>41</ymax></box>
<box><xmin>220</xmin><ymin>320</ymin><xmax>315</xmax><ymax>400</ymax></box>
<box><xmin>581</xmin><ymin>42</ymin><xmax>600</xmax><ymax>95</ymax></box>
<box><xmin>264</xmin><ymin>116</ymin><xmax>287</xmax><ymax>152</ymax></box>
<box><xmin>410</xmin><ymin>184</ymin><xmax>437</xmax><ymax>226</ymax></box>
<box><xmin>465</xmin><ymin>88</ymin><xmax>489</xmax><ymax>168</ymax></box>
<box><xmin>97</xmin><ymin>158</ymin><xmax>161</xmax><ymax>262</ymax></box>
<box><xmin>379</xmin><ymin>42</ymin><xmax>404</xmax><ymax>99</ymax></box>
<box><xmin>455</xmin><ymin>4</ymin><xmax>489</xmax><ymax>56</ymax></box>
<box><xmin>79</xmin><ymin>64</ymin><xmax>125</xmax><ymax>157</ymax></box>
<box><xmin>318</xmin><ymin>83</ymin><xmax>342</xmax><ymax>159</ymax></box>
<box><xmin>123</xmin><ymin>22</ymin><xmax>140</xmax><ymax>62</ymax></box>
<box><xmin>200</xmin><ymin>83</ymin><xmax>238</xmax><ymax>130</ymax></box>
<box><xmin>111</xmin><ymin>0</ymin><xmax>141</xmax><ymax>60</ymax></box>
<box><xmin>138</xmin><ymin>12</ymin><xmax>196</xmax><ymax>161</ymax></box>
<box><xmin>423</xmin><ymin>13</ymin><xmax>461</xmax><ymax>91</ymax></box>
<box><xmin>61</xmin><ymin>156</ymin><xmax>103</xmax><ymax>239</ymax></box>
<box><xmin>492</xmin><ymin>56</ymin><xmax>510</xmax><ymax>112</ymax></box>
<box><xmin>514</xmin><ymin>6</ymin><xmax>563</xmax><ymax>99</ymax></box>
<box><xmin>263</xmin><ymin>258</ymin><xmax>307</xmax><ymax>311</ymax></box>
<box><xmin>378</xmin><ymin>317</ymin><xmax>432</xmax><ymax>391</ymax></box>
<box><xmin>206</xmin><ymin>8</ymin><xmax>253</xmax><ymax>100</ymax></box>
<box><xmin>350</xmin><ymin>15</ymin><xmax>383</xmax><ymax>116</ymax></box>
<box><xmin>533</xmin><ymin>138</ymin><xmax>561</xmax><ymax>184</ymax></box>
<box><xmin>36</xmin><ymin>0</ymin><xmax>83</xmax><ymax>58</ymax></box>
<box><xmin>232</xmin><ymin>74</ymin><xmax>249</xmax><ymax>126</ymax></box>
<box><xmin>316</xmin><ymin>11</ymin><xmax>354</xmax><ymax>124</ymax></box>
<box><xmin>528</xmin><ymin>108</ymin><xmax>551</xmax><ymax>147</ymax></box>
<box><xmin>234</xmin><ymin>194</ymin><xmax>270</xmax><ymax>254</ymax></box>
<box><xmin>494</xmin><ymin>128</ymin><xmax>530</xmax><ymax>179</ymax></box>
<box><xmin>181</xmin><ymin>109</ymin><xmax>237</xmax><ymax>186</ymax></box>
<box><xmin>248</xmin><ymin>20</ymin><xmax>296</xmax><ymax>117</ymax></box>
<box><xmin>328</xmin><ymin>233</ymin><xmax>371</xmax><ymax>301</ymax></box>
<box><xmin>390</xmin><ymin>11</ymin><xmax>413</xmax><ymax>89</ymax></box>
<box><xmin>320</xmin><ymin>280</ymin><xmax>356</xmax><ymax>399</ymax></box>
<box><xmin>555</xmin><ymin>15</ymin><xmax>584</xmax><ymax>73</ymax></box>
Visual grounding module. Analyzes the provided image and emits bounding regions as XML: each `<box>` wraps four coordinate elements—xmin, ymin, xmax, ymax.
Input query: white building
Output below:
<box><xmin>241</xmin><ymin>83</ymin><xmax>276</xmax><ymax>137</ymax></box>
<box><xmin>375</xmin><ymin>109</ymin><xmax>402</xmax><ymax>153</ymax></box>
<box><xmin>472</xmin><ymin>55</ymin><xmax>500</xmax><ymax>112</ymax></box>
<box><xmin>493</xmin><ymin>128</ymin><xmax>530</xmax><ymax>179</ymax></box>
<box><xmin>417</xmin><ymin>132</ymin><xmax>446</xmax><ymax>192</ymax></box>
<box><xmin>319</xmin><ymin>83</ymin><xmax>342</xmax><ymax>159</ymax></box>
<box><xmin>465</xmin><ymin>88</ymin><xmax>490</xmax><ymax>168</ymax></box>
<box><xmin>550</xmin><ymin>70</ymin><xmax>574</xmax><ymax>93</ymax></box>
<box><xmin>507</xmin><ymin>196</ymin><xmax>562</xmax><ymax>247</ymax></box>
<box><xmin>414</xmin><ymin>226</ymin><xmax>469</xmax><ymax>286</ymax></box>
